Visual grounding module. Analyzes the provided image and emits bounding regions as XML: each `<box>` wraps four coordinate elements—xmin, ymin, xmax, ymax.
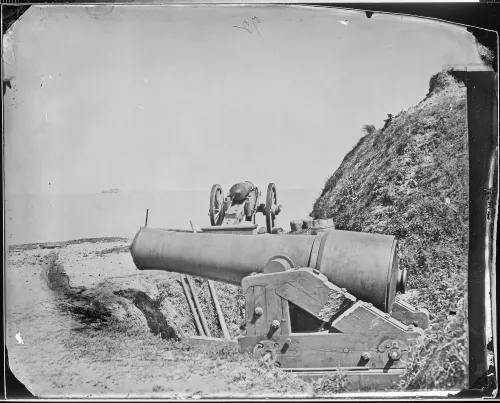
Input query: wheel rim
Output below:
<box><xmin>210</xmin><ymin>184</ymin><xmax>224</xmax><ymax>226</ymax></box>
<box><xmin>253</xmin><ymin>187</ymin><xmax>259</xmax><ymax>225</ymax></box>
<box><xmin>265</xmin><ymin>183</ymin><xmax>277</xmax><ymax>233</ymax></box>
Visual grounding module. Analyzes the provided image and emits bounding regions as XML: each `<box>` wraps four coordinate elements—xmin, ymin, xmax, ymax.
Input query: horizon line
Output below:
<box><xmin>5</xmin><ymin>188</ymin><xmax>321</xmax><ymax>197</ymax></box>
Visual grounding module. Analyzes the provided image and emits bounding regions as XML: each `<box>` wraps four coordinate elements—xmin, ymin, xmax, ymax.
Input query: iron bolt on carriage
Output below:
<box><xmin>206</xmin><ymin>181</ymin><xmax>282</xmax><ymax>234</ymax></box>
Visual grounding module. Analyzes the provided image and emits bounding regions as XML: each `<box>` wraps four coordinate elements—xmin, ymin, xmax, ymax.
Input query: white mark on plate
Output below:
<box><xmin>16</xmin><ymin>332</ymin><xmax>24</xmax><ymax>345</ymax></box>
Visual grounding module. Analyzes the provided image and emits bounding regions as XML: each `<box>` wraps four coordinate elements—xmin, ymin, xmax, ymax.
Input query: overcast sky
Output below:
<box><xmin>4</xmin><ymin>5</ymin><xmax>482</xmax><ymax>195</ymax></box>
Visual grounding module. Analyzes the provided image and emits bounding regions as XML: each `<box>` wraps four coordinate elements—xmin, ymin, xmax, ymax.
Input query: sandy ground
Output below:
<box><xmin>57</xmin><ymin>241</ymin><xmax>137</xmax><ymax>289</ymax></box>
<box><xmin>5</xmin><ymin>239</ymin><xmax>312</xmax><ymax>398</ymax></box>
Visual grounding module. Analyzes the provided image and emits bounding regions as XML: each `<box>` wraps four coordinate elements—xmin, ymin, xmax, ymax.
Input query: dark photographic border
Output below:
<box><xmin>1</xmin><ymin>1</ymin><xmax>498</xmax><ymax>399</ymax></box>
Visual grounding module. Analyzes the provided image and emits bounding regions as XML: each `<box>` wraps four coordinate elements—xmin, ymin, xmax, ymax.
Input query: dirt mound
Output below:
<box><xmin>44</xmin><ymin>242</ymin><xmax>245</xmax><ymax>342</ymax></box>
<box><xmin>113</xmin><ymin>288</ymin><xmax>178</xmax><ymax>339</ymax></box>
<box><xmin>45</xmin><ymin>255</ymin><xmax>153</xmax><ymax>336</ymax></box>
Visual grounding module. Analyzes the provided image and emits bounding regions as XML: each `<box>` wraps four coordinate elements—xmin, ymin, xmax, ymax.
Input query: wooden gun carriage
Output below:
<box><xmin>131</xmin><ymin>226</ymin><xmax>429</xmax><ymax>389</ymax></box>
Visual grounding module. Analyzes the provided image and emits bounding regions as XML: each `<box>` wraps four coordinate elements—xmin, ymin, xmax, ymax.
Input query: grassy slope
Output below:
<box><xmin>311</xmin><ymin>70</ymin><xmax>470</xmax><ymax>389</ymax></box>
<box><xmin>312</xmin><ymin>70</ymin><xmax>468</xmax><ymax>316</ymax></box>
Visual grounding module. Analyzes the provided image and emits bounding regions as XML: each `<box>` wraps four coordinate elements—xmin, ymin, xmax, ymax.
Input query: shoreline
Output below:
<box><xmin>7</xmin><ymin>236</ymin><xmax>132</xmax><ymax>251</ymax></box>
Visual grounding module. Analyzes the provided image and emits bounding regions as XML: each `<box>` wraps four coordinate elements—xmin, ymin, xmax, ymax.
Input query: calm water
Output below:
<box><xmin>5</xmin><ymin>189</ymin><xmax>321</xmax><ymax>246</ymax></box>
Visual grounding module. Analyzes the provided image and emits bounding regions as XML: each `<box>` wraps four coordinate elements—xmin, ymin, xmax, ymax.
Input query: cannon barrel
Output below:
<box><xmin>229</xmin><ymin>181</ymin><xmax>255</xmax><ymax>202</ymax></box>
<box><xmin>130</xmin><ymin>227</ymin><xmax>405</xmax><ymax>313</ymax></box>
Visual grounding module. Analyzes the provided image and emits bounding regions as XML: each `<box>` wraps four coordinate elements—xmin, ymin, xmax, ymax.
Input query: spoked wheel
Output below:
<box><xmin>265</xmin><ymin>183</ymin><xmax>278</xmax><ymax>233</ymax></box>
<box><xmin>210</xmin><ymin>184</ymin><xmax>225</xmax><ymax>226</ymax></box>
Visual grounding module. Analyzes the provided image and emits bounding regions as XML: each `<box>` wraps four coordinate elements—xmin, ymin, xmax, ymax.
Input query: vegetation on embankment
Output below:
<box><xmin>311</xmin><ymin>69</ymin><xmax>471</xmax><ymax>390</ymax></box>
<box><xmin>313</xmin><ymin>69</ymin><xmax>468</xmax><ymax>316</ymax></box>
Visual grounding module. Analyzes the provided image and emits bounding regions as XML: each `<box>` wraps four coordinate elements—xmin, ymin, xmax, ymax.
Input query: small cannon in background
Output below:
<box><xmin>206</xmin><ymin>181</ymin><xmax>282</xmax><ymax>234</ymax></box>
<box><xmin>131</xmin><ymin>226</ymin><xmax>429</xmax><ymax>388</ymax></box>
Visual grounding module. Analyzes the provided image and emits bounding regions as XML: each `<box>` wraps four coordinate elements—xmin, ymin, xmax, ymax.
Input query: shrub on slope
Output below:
<box><xmin>400</xmin><ymin>295</ymin><xmax>468</xmax><ymax>390</ymax></box>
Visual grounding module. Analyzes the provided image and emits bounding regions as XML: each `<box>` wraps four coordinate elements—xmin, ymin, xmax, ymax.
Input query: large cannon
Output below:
<box><xmin>131</xmin><ymin>226</ymin><xmax>429</xmax><ymax>387</ymax></box>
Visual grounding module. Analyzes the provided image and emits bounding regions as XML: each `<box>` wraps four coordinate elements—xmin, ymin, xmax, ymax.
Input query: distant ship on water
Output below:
<box><xmin>101</xmin><ymin>188</ymin><xmax>121</xmax><ymax>194</ymax></box>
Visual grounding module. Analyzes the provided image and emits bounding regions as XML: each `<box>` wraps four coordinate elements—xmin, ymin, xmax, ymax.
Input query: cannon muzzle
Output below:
<box><xmin>228</xmin><ymin>181</ymin><xmax>255</xmax><ymax>202</ymax></box>
<box><xmin>130</xmin><ymin>227</ymin><xmax>406</xmax><ymax>313</ymax></box>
